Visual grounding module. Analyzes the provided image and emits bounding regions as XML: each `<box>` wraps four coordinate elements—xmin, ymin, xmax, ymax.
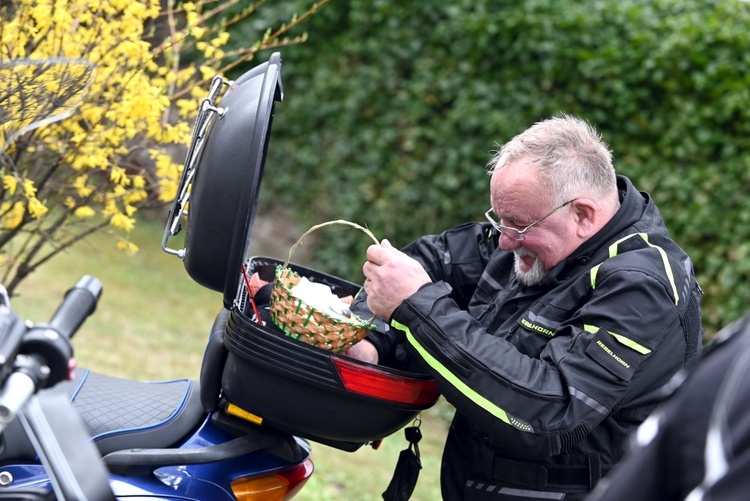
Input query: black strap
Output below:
<box><xmin>492</xmin><ymin>454</ymin><xmax>612</xmax><ymax>490</ymax></box>
<box><xmin>588</xmin><ymin>453</ymin><xmax>602</xmax><ymax>488</ymax></box>
<box><xmin>382</xmin><ymin>417</ymin><xmax>423</xmax><ymax>501</ymax></box>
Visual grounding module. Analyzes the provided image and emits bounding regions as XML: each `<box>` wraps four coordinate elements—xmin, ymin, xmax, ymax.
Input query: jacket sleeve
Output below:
<box><xmin>391</xmin><ymin>248</ymin><xmax>692</xmax><ymax>459</ymax></box>
<box><xmin>398</xmin><ymin>222</ymin><xmax>498</xmax><ymax>308</ymax></box>
<box><xmin>349</xmin><ymin>222</ymin><xmax>496</xmax><ymax>365</ymax></box>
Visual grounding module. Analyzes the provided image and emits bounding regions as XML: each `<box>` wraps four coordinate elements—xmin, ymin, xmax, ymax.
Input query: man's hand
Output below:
<box><xmin>362</xmin><ymin>239</ymin><xmax>431</xmax><ymax>319</ymax></box>
<box><xmin>344</xmin><ymin>338</ymin><xmax>379</xmax><ymax>364</ymax></box>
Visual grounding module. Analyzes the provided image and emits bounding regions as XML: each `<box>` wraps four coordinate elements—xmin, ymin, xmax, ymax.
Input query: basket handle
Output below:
<box><xmin>282</xmin><ymin>219</ymin><xmax>380</xmax><ymax>269</ymax></box>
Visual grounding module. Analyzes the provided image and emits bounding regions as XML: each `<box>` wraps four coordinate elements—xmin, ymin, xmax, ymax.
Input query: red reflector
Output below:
<box><xmin>278</xmin><ymin>458</ymin><xmax>314</xmax><ymax>499</ymax></box>
<box><xmin>332</xmin><ymin>357</ymin><xmax>440</xmax><ymax>406</ymax></box>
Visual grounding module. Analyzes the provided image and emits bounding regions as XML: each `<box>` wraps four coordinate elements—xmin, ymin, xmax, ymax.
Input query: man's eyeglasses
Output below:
<box><xmin>485</xmin><ymin>199</ymin><xmax>578</xmax><ymax>241</ymax></box>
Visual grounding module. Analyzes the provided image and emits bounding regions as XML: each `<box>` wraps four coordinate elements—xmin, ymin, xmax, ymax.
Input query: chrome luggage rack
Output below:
<box><xmin>161</xmin><ymin>75</ymin><xmax>231</xmax><ymax>258</ymax></box>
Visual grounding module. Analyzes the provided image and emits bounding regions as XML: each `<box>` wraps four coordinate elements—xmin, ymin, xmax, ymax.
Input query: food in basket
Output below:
<box><xmin>268</xmin><ymin>219</ymin><xmax>379</xmax><ymax>352</ymax></box>
<box><xmin>290</xmin><ymin>277</ymin><xmax>355</xmax><ymax>322</ymax></box>
<box><xmin>269</xmin><ymin>266</ymin><xmax>373</xmax><ymax>352</ymax></box>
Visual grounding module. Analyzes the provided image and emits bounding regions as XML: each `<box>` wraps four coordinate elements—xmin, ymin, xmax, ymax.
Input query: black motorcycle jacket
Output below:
<box><xmin>357</xmin><ymin>176</ymin><xmax>703</xmax><ymax>500</ymax></box>
<box><xmin>587</xmin><ymin>314</ymin><xmax>750</xmax><ymax>501</ymax></box>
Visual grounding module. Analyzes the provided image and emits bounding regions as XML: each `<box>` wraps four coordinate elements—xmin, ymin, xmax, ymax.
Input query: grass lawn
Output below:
<box><xmin>9</xmin><ymin>214</ymin><xmax>450</xmax><ymax>500</ymax></box>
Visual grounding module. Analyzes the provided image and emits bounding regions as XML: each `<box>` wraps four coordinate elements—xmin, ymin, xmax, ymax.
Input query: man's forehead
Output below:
<box><xmin>490</xmin><ymin>160</ymin><xmax>546</xmax><ymax>209</ymax></box>
<box><xmin>494</xmin><ymin>157</ymin><xmax>538</xmax><ymax>182</ymax></box>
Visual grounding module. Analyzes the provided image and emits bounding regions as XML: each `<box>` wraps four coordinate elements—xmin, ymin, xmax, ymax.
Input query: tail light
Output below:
<box><xmin>230</xmin><ymin>458</ymin><xmax>314</xmax><ymax>500</ymax></box>
<box><xmin>332</xmin><ymin>357</ymin><xmax>440</xmax><ymax>406</ymax></box>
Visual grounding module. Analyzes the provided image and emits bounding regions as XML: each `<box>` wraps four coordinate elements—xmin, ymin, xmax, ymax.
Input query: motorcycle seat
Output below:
<box><xmin>0</xmin><ymin>368</ymin><xmax>205</xmax><ymax>461</ymax></box>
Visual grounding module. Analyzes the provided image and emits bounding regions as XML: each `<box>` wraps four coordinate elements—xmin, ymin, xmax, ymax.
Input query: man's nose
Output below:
<box><xmin>498</xmin><ymin>232</ymin><xmax>522</xmax><ymax>251</ymax></box>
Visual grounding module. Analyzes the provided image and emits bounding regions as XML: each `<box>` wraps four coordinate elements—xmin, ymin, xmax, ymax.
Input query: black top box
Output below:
<box><xmin>164</xmin><ymin>54</ymin><xmax>440</xmax><ymax>451</ymax></box>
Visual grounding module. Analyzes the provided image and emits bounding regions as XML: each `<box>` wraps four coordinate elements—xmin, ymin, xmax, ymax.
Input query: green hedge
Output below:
<box><xmin>228</xmin><ymin>0</ymin><xmax>750</xmax><ymax>336</ymax></box>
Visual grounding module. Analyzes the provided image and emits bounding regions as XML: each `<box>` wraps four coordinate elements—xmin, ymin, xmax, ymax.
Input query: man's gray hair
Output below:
<box><xmin>487</xmin><ymin>115</ymin><xmax>618</xmax><ymax>207</ymax></box>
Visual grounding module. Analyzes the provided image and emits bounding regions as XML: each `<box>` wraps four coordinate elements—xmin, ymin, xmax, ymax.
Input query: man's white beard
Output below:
<box><xmin>514</xmin><ymin>248</ymin><xmax>546</xmax><ymax>286</ymax></box>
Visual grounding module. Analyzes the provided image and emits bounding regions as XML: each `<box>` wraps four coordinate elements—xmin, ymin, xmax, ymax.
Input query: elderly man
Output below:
<box><xmin>349</xmin><ymin>115</ymin><xmax>703</xmax><ymax>500</ymax></box>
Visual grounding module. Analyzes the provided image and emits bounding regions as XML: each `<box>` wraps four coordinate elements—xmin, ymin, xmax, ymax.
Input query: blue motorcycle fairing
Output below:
<box><xmin>3</xmin><ymin>414</ymin><xmax>311</xmax><ymax>500</ymax></box>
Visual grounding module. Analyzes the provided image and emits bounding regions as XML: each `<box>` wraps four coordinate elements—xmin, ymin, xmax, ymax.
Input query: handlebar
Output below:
<box><xmin>48</xmin><ymin>275</ymin><xmax>103</xmax><ymax>341</ymax></box>
<box><xmin>0</xmin><ymin>275</ymin><xmax>103</xmax><ymax>432</ymax></box>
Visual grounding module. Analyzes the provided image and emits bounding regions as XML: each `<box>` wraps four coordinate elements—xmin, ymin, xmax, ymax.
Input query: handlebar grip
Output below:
<box><xmin>48</xmin><ymin>275</ymin><xmax>103</xmax><ymax>340</ymax></box>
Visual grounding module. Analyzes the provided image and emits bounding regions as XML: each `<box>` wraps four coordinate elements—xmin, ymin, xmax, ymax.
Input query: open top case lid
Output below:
<box><xmin>162</xmin><ymin>53</ymin><xmax>283</xmax><ymax>308</ymax></box>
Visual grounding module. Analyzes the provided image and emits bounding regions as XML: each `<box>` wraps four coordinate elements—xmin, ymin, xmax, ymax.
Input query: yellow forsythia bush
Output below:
<box><xmin>0</xmin><ymin>0</ymin><xmax>325</xmax><ymax>294</ymax></box>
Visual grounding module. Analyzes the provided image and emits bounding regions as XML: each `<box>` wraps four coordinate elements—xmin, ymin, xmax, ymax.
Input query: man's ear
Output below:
<box><xmin>574</xmin><ymin>199</ymin><xmax>599</xmax><ymax>238</ymax></box>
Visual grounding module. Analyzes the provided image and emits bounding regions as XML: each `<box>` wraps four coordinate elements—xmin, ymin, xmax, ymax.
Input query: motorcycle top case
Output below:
<box><xmin>172</xmin><ymin>53</ymin><xmax>440</xmax><ymax>450</ymax></box>
<box><xmin>221</xmin><ymin>257</ymin><xmax>440</xmax><ymax>450</ymax></box>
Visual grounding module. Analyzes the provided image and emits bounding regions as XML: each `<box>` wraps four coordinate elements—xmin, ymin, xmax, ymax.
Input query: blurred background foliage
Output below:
<box><xmin>216</xmin><ymin>0</ymin><xmax>749</xmax><ymax>338</ymax></box>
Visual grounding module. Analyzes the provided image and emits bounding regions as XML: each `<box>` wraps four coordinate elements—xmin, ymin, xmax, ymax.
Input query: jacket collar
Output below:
<box><xmin>540</xmin><ymin>175</ymin><xmax>648</xmax><ymax>286</ymax></box>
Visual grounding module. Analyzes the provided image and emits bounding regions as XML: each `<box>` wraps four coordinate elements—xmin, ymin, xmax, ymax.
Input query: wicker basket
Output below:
<box><xmin>269</xmin><ymin>220</ymin><xmax>379</xmax><ymax>353</ymax></box>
